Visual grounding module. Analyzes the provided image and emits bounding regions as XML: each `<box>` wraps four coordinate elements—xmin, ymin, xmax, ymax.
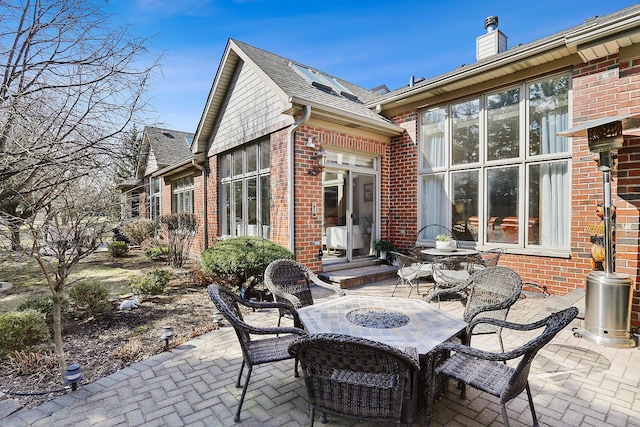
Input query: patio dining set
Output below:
<box><xmin>208</xmin><ymin>239</ymin><xmax>579</xmax><ymax>426</ymax></box>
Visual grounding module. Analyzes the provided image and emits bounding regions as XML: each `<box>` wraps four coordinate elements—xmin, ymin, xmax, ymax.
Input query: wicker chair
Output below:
<box><xmin>425</xmin><ymin>266</ymin><xmax>522</xmax><ymax>351</ymax></box>
<box><xmin>427</xmin><ymin>255</ymin><xmax>484</xmax><ymax>303</ymax></box>
<box><xmin>289</xmin><ymin>333</ymin><xmax>420</xmax><ymax>427</ymax></box>
<box><xmin>434</xmin><ymin>307</ymin><xmax>579</xmax><ymax>427</ymax></box>
<box><xmin>264</xmin><ymin>259</ymin><xmax>345</xmax><ymax>327</ymax></box>
<box><xmin>207</xmin><ymin>284</ymin><xmax>307</xmax><ymax>422</ymax></box>
<box><xmin>391</xmin><ymin>251</ymin><xmax>432</xmax><ymax>297</ymax></box>
<box><xmin>473</xmin><ymin>247</ymin><xmax>504</xmax><ymax>268</ymax></box>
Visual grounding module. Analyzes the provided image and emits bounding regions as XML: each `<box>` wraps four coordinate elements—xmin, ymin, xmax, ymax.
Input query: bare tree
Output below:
<box><xmin>1</xmin><ymin>178</ymin><xmax>113</xmax><ymax>371</ymax></box>
<box><xmin>0</xmin><ymin>0</ymin><xmax>159</xmax><ymax>248</ymax></box>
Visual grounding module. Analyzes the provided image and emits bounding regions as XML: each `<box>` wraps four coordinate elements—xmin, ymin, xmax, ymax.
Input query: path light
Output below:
<box><xmin>161</xmin><ymin>326</ymin><xmax>173</xmax><ymax>351</ymax></box>
<box><xmin>63</xmin><ymin>363</ymin><xmax>84</xmax><ymax>391</ymax></box>
<box><xmin>212</xmin><ymin>312</ymin><xmax>223</xmax><ymax>325</ymax></box>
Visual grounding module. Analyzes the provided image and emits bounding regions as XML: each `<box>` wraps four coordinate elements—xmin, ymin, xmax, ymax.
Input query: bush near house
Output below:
<box><xmin>200</xmin><ymin>237</ymin><xmax>294</xmax><ymax>294</ymax></box>
<box><xmin>129</xmin><ymin>268</ymin><xmax>172</xmax><ymax>296</ymax></box>
<box><xmin>0</xmin><ymin>310</ymin><xmax>50</xmax><ymax>359</ymax></box>
<box><xmin>108</xmin><ymin>241</ymin><xmax>129</xmax><ymax>257</ymax></box>
<box><xmin>18</xmin><ymin>295</ymin><xmax>69</xmax><ymax>331</ymax></box>
<box><xmin>69</xmin><ymin>281</ymin><xmax>111</xmax><ymax>317</ymax></box>
<box><xmin>121</xmin><ymin>219</ymin><xmax>157</xmax><ymax>246</ymax></box>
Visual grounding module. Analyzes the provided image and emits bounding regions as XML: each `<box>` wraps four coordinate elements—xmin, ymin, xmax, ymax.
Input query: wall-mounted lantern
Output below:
<box><xmin>308</xmin><ymin>148</ymin><xmax>328</xmax><ymax>176</ymax></box>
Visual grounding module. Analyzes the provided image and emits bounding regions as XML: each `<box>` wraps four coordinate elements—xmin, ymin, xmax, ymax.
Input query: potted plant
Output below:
<box><xmin>435</xmin><ymin>234</ymin><xmax>457</xmax><ymax>251</ymax></box>
<box><xmin>374</xmin><ymin>239</ymin><xmax>395</xmax><ymax>261</ymax></box>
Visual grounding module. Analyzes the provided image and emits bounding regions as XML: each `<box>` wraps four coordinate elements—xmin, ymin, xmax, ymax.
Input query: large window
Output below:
<box><xmin>146</xmin><ymin>177</ymin><xmax>161</xmax><ymax>220</ymax></box>
<box><xmin>418</xmin><ymin>73</ymin><xmax>570</xmax><ymax>250</ymax></box>
<box><xmin>220</xmin><ymin>139</ymin><xmax>271</xmax><ymax>238</ymax></box>
<box><xmin>172</xmin><ymin>176</ymin><xmax>194</xmax><ymax>214</ymax></box>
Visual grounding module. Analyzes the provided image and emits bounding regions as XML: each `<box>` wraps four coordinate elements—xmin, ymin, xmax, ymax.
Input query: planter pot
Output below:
<box><xmin>435</xmin><ymin>240</ymin><xmax>456</xmax><ymax>250</ymax></box>
<box><xmin>379</xmin><ymin>250</ymin><xmax>388</xmax><ymax>260</ymax></box>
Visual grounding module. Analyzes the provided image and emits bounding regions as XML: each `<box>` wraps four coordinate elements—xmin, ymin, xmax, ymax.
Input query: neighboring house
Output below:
<box><xmin>119</xmin><ymin>126</ymin><xmax>197</xmax><ymax>227</ymax></box>
<box><xmin>126</xmin><ymin>4</ymin><xmax>640</xmax><ymax>328</ymax></box>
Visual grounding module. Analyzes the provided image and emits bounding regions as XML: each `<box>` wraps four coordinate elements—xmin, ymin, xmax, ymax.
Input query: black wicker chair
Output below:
<box><xmin>433</xmin><ymin>307</ymin><xmax>578</xmax><ymax>427</ymax></box>
<box><xmin>289</xmin><ymin>333</ymin><xmax>420</xmax><ymax>427</ymax></box>
<box><xmin>425</xmin><ymin>266</ymin><xmax>522</xmax><ymax>351</ymax></box>
<box><xmin>264</xmin><ymin>259</ymin><xmax>345</xmax><ymax>327</ymax></box>
<box><xmin>207</xmin><ymin>284</ymin><xmax>307</xmax><ymax>422</ymax></box>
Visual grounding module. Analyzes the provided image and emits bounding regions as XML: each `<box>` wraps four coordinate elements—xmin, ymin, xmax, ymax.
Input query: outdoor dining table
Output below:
<box><xmin>297</xmin><ymin>295</ymin><xmax>467</xmax><ymax>425</ymax></box>
<box><xmin>421</xmin><ymin>247</ymin><xmax>479</xmax><ymax>257</ymax></box>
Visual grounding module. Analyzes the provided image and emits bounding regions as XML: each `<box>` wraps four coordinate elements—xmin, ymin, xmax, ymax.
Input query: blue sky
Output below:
<box><xmin>105</xmin><ymin>0</ymin><xmax>640</xmax><ymax>133</ymax></box>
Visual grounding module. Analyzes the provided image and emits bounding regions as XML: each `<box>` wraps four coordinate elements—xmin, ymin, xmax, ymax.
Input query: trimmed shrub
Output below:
<box><xmin>69</xmin><ymin>281</ymin><xmax>110</xmax><ymax>317</ymax></box>
<box><xmin>108</xmin><ymin>241</ymin><xmax>129</xmax><ymax>257</ymax></box>
<box><xmin>18</xmin><ymin>295</ymin><xmax>69</xmax><ymax>329</ymax></box>
<box><xmin>121</xmin><ymin>219</ymin><xmax>157</xmax><ymax>245</ymax></box>
<box><xmin>0</xmin><ymin>310</ymin><xmax>50</xmax><ymax>359</ymax></box>
<box><xmin>129</xmin><ymin>268</ymin><xmax>172</xmax><ymax>296</ymax></box>
<box><xmin>200</xmin><ymin>237</ymin><xmax>294</xmax><ymax>292</ymax></box>
<box><xmin>144</xmin><ymin>246</ymin><xmax>168</xmax><ymax>260</ymax></box>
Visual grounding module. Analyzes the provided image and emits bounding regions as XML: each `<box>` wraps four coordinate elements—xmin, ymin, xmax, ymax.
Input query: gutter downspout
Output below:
<box><xmin>287</xmin><ymin>104</ymin><xmax>311</xmax><ymax>253</ymax></box>
<box><xmin>192</xmin><ymin>157</ymin><xmax>208</xmax><ymax>250</ymax></box>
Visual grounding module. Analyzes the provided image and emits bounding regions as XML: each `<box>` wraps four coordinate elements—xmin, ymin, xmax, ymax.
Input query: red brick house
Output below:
<box><xmin>119</xmin><ymin>126</ymin><xmax>197</xmax><ymax>225</ymax></box>
<box><xmin>135</xmin><ymin>4</ymin><xmax>640</xmax><ymax>328</ymax></box>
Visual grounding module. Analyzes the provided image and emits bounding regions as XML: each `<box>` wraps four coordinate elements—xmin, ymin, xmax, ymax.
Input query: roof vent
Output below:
<box><xmin>476</xmin><ymin>15</ymin><xmax>507</xmax><ymax>61</ymax></box>
<box><xmin>484</xmin><ymin>16</ymin><xmax>498</xmax><ymax>32</ymax></box>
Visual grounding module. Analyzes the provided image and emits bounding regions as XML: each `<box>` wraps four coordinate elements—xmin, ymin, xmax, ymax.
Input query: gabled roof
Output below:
<box><xmin>137</xmin><ymin>126</ymin><xmax>194</xmax><ymax>179</ymax></box>
<box><xmin>193</xmin><ymin>39</ymin><xmax>403</xmax><ymax>156</ymax></box>
<box><xmin>370</xmin><ymin>3</ymin><xmax>640</xmax><ymax>112</ymax></box>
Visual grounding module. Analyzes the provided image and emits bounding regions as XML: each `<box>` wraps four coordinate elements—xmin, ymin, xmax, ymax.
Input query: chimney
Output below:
<box><xmin>476</xmin><ymin>16</ymin><xmax>507</xmax><ymax>61</ymax></box>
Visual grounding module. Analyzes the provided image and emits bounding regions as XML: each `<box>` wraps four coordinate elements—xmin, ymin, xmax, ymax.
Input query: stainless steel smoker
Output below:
<box><xmin>559</xmin><ymin>114</ymin><xmax>639</xmax><ymax>348</ymax></box>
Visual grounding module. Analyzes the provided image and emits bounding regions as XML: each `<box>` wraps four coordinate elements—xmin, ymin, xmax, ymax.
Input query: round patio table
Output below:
<box><xmin>421</xmin><ymin>248</ymin><xmax>479</xmax><ymax>257</ymax></box>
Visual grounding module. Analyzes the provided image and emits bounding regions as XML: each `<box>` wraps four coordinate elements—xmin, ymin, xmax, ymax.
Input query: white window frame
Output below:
<box><xmin>417</xmin><ymin>72</ymin><xmax>572</xmax><ymax>254</ymax></box>
<box><xmin>172</xmin><ymin>175</ymin><xmax>194</xmax><ymax>214</ymax></box>
<box><xmin>220</xmin><ymin>140</ymin><xmax>270</xmax><ymax>239</ymax></box>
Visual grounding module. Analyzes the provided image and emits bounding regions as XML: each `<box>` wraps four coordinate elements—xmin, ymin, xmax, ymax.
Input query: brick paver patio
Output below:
<box><xmin>2</xmin><ymin>277</ymin><xmax>639</xmax><ymax>426</ymax></box>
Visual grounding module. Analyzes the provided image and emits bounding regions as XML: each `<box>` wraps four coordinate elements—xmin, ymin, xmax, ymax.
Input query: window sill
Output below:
<box><xmin>501</xmin><ymin>247</ymin><xmax>571</xmax><ymax>259</ymax></box>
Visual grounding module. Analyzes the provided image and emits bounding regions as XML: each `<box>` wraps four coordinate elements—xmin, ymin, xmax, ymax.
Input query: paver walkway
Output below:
<box><xmin>2</xmin><ymin>278</ymin><xmax>639</xmax><ymax>427</ymax></box>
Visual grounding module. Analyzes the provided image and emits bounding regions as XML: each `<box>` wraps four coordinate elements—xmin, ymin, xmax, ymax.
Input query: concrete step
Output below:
<box><xmin>319</xmin><ymin>264</ymin><xmax>398</xmax><ymax>289</ymax></box>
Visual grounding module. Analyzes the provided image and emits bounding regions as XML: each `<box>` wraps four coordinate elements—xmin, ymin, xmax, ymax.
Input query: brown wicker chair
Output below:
<box><xmin>264</xmin><ymin>259</ymin><xmax>345</xmax><ymax>327</ymax></box>
<box><xmin>434</xmin><ymin>307</ymin><xmax>578</xmax><ymax>427</ymax></box>
<box><xmin>425</xmin><ymin>266</ymin><xmax>522</xmax><ymax>351</ymax></box>
<box><xmin>289</xmin><ymin>333</ymin><xmax>420</xmax><ymax>426</ymax></box>
<box><xmin>207</xmin><ymin>284</ymin><xmax>307</xmax><ymax>422</ymax></box>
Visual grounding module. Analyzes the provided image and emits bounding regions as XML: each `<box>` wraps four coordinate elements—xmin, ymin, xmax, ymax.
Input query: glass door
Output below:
<box><xmin>322</xmin><ymin>169</ymin><xmax>377</xmax><ymax>264</ymax></box>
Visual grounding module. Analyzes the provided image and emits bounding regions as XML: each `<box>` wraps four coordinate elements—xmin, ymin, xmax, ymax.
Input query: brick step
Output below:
<box><xmin>319</xmin><ymin>264</ymin><xmax>398</xmax><ymax>289</ymax></box>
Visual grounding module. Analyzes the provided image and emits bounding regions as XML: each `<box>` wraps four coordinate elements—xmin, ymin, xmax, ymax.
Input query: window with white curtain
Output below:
<box><xmin>172</xmin><ymin>176</ymin><xmax>194</xmax><ymax>214</ymax></box>
<box><xmin>146</xmin><ymin>177</ymin><xmax>162</xmax><ymax>220</ymax></box>
<box><xmin>220</xmin><ymin>139</ymin><xmax>271</xmax><ymax>238</ymax></box>
<box><xmin>417</xmin><ymin>73</ymin><xmax>570</xmax><ymax>250</ymax></box>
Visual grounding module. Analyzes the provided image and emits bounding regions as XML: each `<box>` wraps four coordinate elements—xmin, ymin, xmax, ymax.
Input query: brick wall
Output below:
<box><xmin>290</xmin><ymin>125</ymin><xmax>390</xmax><ymax>270</ymax></box>
<box><xmin>269</xmin><ymin>129</ymin><xmax>290</xmax><ymax>251</ymax></box>
<box><xmin>386</xmin><ymin>55</ymin><xmax>640</xmax><ymax>327</ymax></box>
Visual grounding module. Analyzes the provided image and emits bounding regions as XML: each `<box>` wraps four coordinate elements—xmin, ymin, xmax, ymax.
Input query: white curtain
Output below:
<box><xmin>539</xmin><ymin>113</ymin><xmax>569</xmax><ymax>247</ymax></box>
<box><xmin>420</xmin><ymin>174</ymin><xmax>447</xmax><ymax>240</ymax></box>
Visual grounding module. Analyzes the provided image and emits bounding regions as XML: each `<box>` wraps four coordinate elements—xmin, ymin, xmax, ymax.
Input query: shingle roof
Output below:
<box><xmin>144</xmin><ymin>126</ymin><xmax>194</xmax><ymax>168</ymax></box>
<box><xmin>375</xmin><ymin>3</ymin><xmax>640</xmax><ymax>103</ymax></box>
<box><xmin>231</xmin><ymin>40</ymin><xmax>395</xmax><ymax>127</ymax></box>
